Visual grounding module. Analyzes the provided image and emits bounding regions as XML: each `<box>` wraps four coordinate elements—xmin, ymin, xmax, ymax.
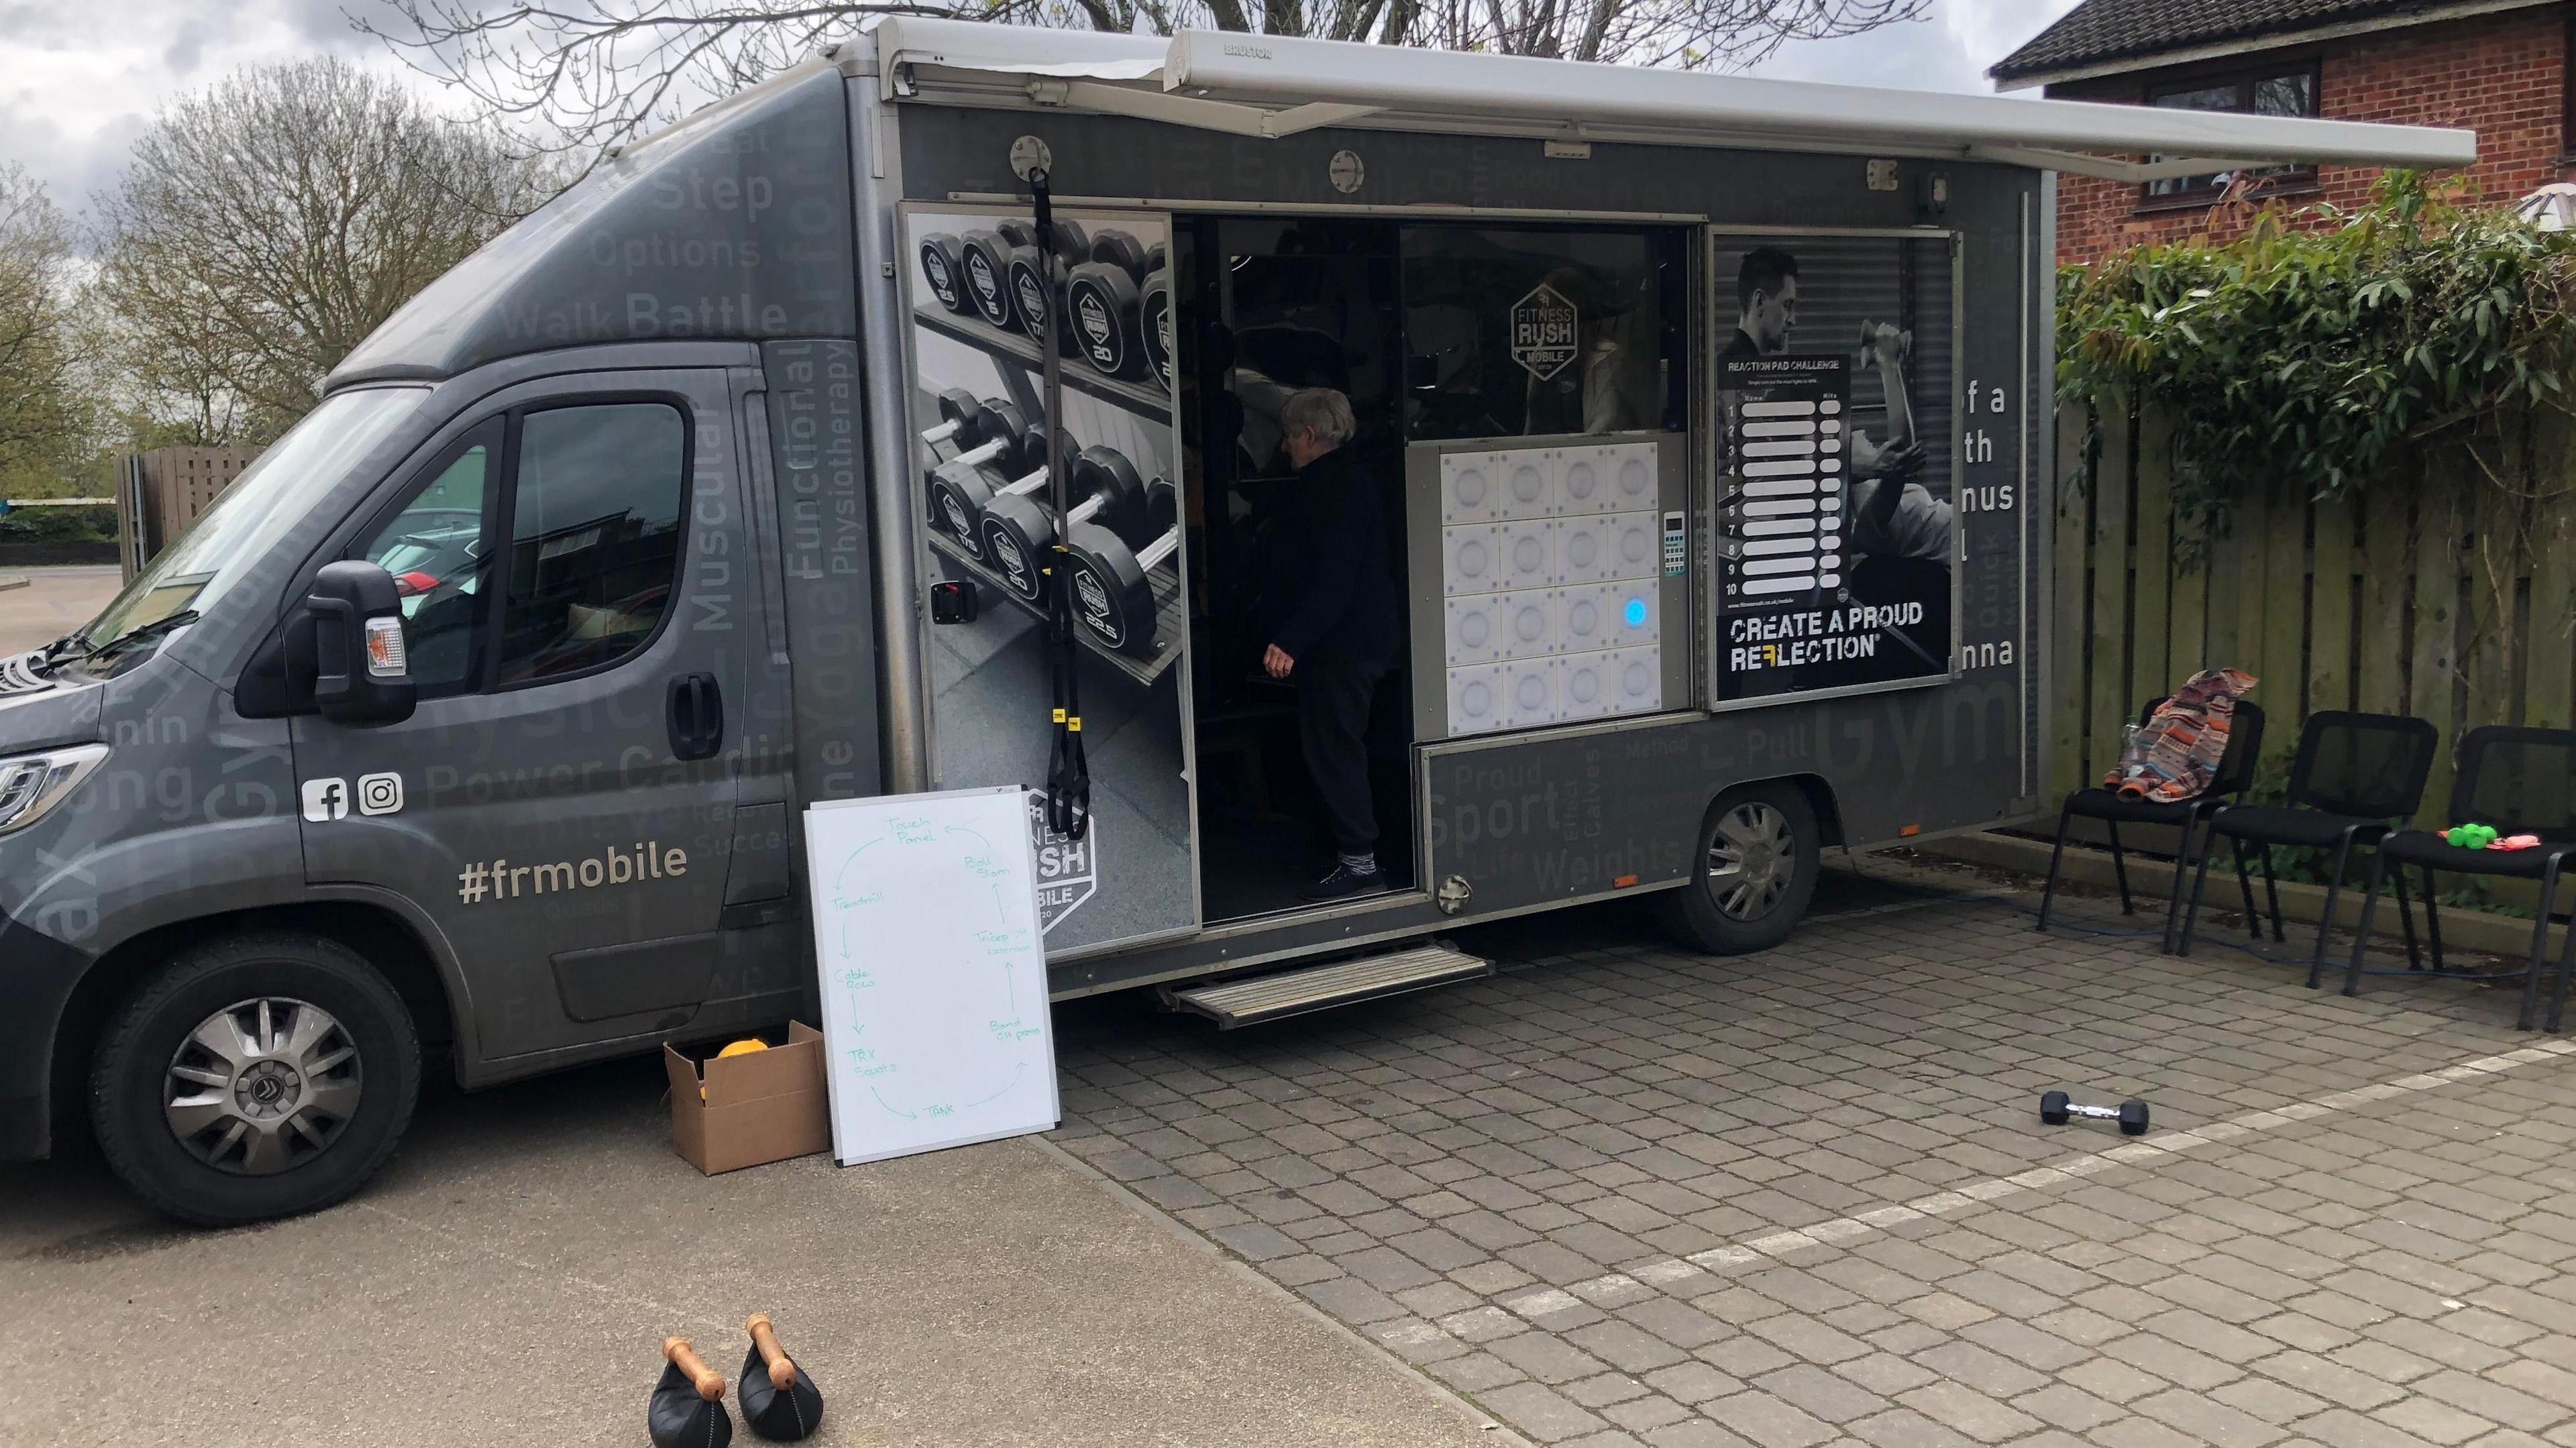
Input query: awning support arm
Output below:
<box><xmin>1028</xmin><ymin>78</ymin><xmax>1376</xmax><ymax>138</ymax></box>
<box><xmin>1965</xmin><ymin>144</ymin><xmax>2277</xmax><ymax>184</ymax></box>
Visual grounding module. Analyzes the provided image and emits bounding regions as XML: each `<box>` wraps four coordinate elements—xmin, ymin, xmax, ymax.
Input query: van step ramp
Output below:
<box><xmin>1165</xmin><ymin>943</ymin><xmax>1493</xmax><ymax>1029</ymax></box>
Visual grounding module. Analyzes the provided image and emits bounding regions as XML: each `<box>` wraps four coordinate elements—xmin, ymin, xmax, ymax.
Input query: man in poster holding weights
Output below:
<box><xmin>1719</xmin><ymin>243</ymin><xmax>1953</xmax><ymax>685</ymax></box>
<box><xmin>1721</xmin><ymin>245</ymin><xmax>1949</xmax><ymax>565</ymax></box>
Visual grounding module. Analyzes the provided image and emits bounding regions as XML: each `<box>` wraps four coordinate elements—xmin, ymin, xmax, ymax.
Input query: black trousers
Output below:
<box><xmin>1295</xmin><ymin>650</ymin><xmax>1389</xmax><ymax>858</ymax></box>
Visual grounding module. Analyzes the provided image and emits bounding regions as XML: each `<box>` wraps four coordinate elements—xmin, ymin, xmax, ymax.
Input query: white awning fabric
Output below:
<box><xmin>869</xmin><ymin>18</ymin><xmax>2476</xmax><ymax>183</ymax></box>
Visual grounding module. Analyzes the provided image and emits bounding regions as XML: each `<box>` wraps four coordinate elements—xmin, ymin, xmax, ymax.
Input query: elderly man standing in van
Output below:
<box><xmin>1260</xmin><ymin>388</ymin><xmax>1401</xmax><ymax>901</ymax></box>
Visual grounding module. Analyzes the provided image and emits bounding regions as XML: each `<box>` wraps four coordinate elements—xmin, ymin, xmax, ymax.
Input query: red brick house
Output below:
<box><xmin>1990</xmin><ymin>0</ymin><xmax>2573</xmax><ymax>263</ymax></box>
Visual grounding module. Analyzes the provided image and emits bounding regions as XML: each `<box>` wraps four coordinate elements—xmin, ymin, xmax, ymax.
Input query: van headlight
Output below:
<box><xmin>0</xmin><ymin>744</ymin><xmax>109</xmax><ymax>836</ymax></box>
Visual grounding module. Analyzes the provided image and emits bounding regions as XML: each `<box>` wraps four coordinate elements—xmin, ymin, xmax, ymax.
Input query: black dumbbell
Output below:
<box><xmin>977</xmin><ymin>445</ymin><xmax>1167</xmax><ymax>605</ymax></box>
<box><xmin>920</xmin><ymin>398</ymin><xmax>1037</xmax><ymax>523</ymax></box>
<box><xmin>918</xmin><ymin>233</ymin><xmax>971</xmax><ymax>313</ymax></box>
<box><xmin>1060</xmin><ymin>449</ymin><xmax>1180</xmax><ymax>653</ymax></box>
<box><xmin>1139</xmin><ymin>264</ymin><xmax>1173</xmax><ymax>392</ymax></box>
<box><xmin>999</xmin><ymin>220</ymin><xmax>1092</xmax><ymax>342</ymax></box>
<box><xmin>957</xmin><ymin>221</ymin><xmax>1036</xmax><ymax>329</ymax></box>
<box><xmin>918</xmin><ymin>388</ymin><xmax>1015</xmax><ymax>455</ymax></box>
<box><xmin>2040</xmin><ymin>1091</ymin><xmax>2148</xmax><ymax>1135</ymax></box>
<box><xmin>1006</xmin><ymin>220</ymin><xmax>1092</xmax><ymax>349</ymax></box>
<box><xmin>925</xmin><ymin>429</ymin><xmax>1081</xmax><ymax>563</ymax></box>
<box><xmin>1067</xmin><ymin>229</ymin><xmax>1155</xmax><ymax>380</ymax></box>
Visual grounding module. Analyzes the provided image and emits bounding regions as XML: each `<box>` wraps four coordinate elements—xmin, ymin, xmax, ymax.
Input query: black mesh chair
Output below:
<box><xmin>2345</xmin><ymin>726</ymin><xmax>2576</xmax><ymax>1031</ymax></box>
<box><xmin>2039</xmin><ymin>698</ymin><xmax>2267</xmax><ymax>953</ymax></box>
<box><xmin>2178</xmin><ymin>711</ymin><xmax>2438</xmax><ymax>984</ymax></box>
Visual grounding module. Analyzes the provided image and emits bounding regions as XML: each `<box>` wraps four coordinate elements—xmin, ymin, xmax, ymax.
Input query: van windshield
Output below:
<box><xmin>75</xmin><ymin>388</ymin><xmax>427</xmax><ymax>659</ymax></box>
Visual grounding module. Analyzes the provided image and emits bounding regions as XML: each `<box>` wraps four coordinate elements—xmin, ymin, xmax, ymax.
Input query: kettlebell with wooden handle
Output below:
<box><xmin>739</xmin><ymin>1313</ymin><xmax>825</xmax><ymax>1441</ymax></box>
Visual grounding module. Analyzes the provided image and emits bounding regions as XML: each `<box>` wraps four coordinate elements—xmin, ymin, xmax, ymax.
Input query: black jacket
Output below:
<box><xmin>1261</xmin><ymin>445</ymin><xmax>1400</xmax><ymax>668</ymax></box>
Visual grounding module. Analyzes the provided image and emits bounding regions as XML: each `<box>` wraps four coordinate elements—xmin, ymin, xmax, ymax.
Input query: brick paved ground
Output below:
<box><xmin>1053</xmin><ymin>863</ymin><xmax>2576</xmax><ymax>1448</ymax></box>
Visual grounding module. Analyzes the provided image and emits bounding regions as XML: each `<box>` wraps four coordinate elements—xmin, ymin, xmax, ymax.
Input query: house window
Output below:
<box><xmin>2563</xmin><ymin>8</ymin><xmax>2575</xmax><ymax>158</ymax></box>
<box><xmin>2143</xmin><ymin>63</ymin><xmax>2320</xmax><ymax>203</ymax></box>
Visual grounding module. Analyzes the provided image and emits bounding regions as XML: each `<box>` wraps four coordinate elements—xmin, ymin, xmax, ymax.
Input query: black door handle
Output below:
<box><xmin>667</xmin><ymin>672</ymin><xmax>723</xmax><ymax>761</ymax></box>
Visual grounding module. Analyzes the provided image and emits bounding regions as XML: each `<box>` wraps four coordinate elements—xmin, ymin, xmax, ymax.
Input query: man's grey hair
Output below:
<box><xmin>1281</xmin><ymin>387</ymin><xmax>1356</xmax><ymax>448</ymax></box>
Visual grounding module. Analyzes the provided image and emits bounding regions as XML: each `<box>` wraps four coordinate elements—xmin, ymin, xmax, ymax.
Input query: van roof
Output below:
<box><xmin>867</xmin><ymin>17</ymin><xmax>2474</xmax><ymax>184</ymax></box>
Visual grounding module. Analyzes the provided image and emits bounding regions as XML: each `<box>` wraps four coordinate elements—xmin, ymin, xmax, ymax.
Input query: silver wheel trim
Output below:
<box><xmin>162</xmin><ymin>997</ymin><xmax>362</xmax><ymax>1176</ymax></box>
<box><xmin>1705</xmin><ymin>801</ymin><xmax>1794</xmax><ymax>921</ymax></box>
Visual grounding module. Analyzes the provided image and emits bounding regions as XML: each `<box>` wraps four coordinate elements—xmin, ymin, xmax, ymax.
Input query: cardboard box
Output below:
<box><xmin>664</xmin><ymin>1021</ymin><xmax>832</xmax><ymax>1174</ymax></box>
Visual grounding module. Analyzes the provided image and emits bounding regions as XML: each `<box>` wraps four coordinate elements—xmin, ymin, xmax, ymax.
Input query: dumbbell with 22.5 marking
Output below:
<box><xmin>1062</xmin><ymin>453</ymin><xmax>1182</xmax><ymax>654</ymax></box>
<box><xmin>978</xmin><ymin>445</ymin><xmax>1173</xmax><ymax>606</ymax></box>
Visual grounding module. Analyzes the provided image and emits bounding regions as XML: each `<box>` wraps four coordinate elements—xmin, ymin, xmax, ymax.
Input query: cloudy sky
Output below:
<box><xmin>0</xmin><ymin>0</ymin><xmax>2083</xmax><ymax>224</ymax></box>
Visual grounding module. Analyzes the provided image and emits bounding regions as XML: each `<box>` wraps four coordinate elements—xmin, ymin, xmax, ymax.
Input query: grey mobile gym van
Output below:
<box><xmin>0</xmin><ymin>19</ymin><xmax>2469</xmax><ymax>1223</ymax></box>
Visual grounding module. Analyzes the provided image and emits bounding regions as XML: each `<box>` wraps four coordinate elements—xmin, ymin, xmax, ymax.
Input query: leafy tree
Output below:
<box><xmin>0</xmin><ymin>165</ymin><xmax>90</xmax><ymax>494</ymax></box>
<box><xmin>91</xmin><ymin>56</ymin><xmax>553</xmax><ymax>446</ymax></box>
<box><xmin>2060</xmin><ymin>174</ymin><xmax>2576</xmax><ymax>533</ymax></box>
<box><xmin>360</xmin><ymin>0</ymin><xmax>1925</xmax><ymax>158</ymax></box>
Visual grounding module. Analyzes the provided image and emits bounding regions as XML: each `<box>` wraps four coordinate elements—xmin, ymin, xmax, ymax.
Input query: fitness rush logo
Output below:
<box><xmin>922</xmin><ymin>245</ymin><xmax>957</xmax><ymax>308</ymax></box>
<box><xmin>458</xmin><ymin>842</ymin><xmax>688</xmax><ymax>904</ymax></box>
<box><xmin>993</xmin><ymin>531</ymin><xmax>1032</xmax><ymax>596</ymax></box>
<box><xmin>967</xmin><ymin>249</ymin><xmax>1002</xmax><ymax>315</ymax></box>
<box><xmin>938</xmin><ymin>490</ymin><xmax>973</xmax><ymax>541</ymax></box>
<box><xmin>1077</xmin><ymin>285</ymin><xmax>1117</xmax><ymax>370</ymax></box>
<box><xmin>1013</xmin><ymin>266</ymin><xmax>1049</xmax><ymax>337</ymax></box>
<box><xmin>1075</xmin><ymin>566</ymin><xmax>1116</xmax><ymax>643</ymax></box>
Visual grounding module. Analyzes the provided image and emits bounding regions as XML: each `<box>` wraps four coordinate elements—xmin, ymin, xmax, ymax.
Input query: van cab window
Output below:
<box><xmin>69</xmin><ymin>387</ymin><xmax>425</xmax><ymax>673</ymax></box>
<box><xmin>496</xmin><ymin>402</ymin><xmax>687</xmax><ymax>684</ymax></box>
<box><xmin>356</xmin><ymin>431</ymin><xmax>495</xmax><ymax>694</ymax></box>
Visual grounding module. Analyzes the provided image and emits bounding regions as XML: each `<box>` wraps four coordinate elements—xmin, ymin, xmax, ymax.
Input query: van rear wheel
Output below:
<box><xmin>1654</xmin><ymin>783</ymin><xmax>1819</xmax><ymax>955</ymax></box>
<box><xmin>90</xmin><ymin>932</ymin><xmax>420</xmax><ymax>1226</ymax></box>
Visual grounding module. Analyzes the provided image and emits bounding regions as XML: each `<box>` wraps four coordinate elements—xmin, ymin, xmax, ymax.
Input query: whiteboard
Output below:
<box><xmin>804</xmin><ymin>787</ymin><xmax>1061</xmax><ymax>1166</ymax></box>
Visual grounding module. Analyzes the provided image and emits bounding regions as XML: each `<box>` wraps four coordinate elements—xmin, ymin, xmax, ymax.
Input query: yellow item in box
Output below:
<box><xmin>698</xmin><ymin>1038</ymin><xmax>773</xmax><ymax>1099</ymax></box>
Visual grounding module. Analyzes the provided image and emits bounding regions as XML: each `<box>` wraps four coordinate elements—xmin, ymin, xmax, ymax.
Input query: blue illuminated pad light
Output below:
<box><xmin>1622</xmin><ymin>596</ymin><xmax>1650</xmax><ymax>628</ymax></box>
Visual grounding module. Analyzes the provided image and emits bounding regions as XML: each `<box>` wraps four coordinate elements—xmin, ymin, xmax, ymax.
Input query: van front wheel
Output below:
<box><xmin>90</xmin><ymin>932</ymin><xmax>421</xmax><ymax>1226</ymax></box>
<box><xmin>1654</xmin><ymin>783</ymin><xmax>1819</xmax><ymax>955</ymax></box>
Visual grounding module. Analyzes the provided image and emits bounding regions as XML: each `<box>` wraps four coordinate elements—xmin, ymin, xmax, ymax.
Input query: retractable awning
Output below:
<box><xmin>871</xmin><ymin>18</ymin><xmax>2475</xmax><ymax>184</ymax></box>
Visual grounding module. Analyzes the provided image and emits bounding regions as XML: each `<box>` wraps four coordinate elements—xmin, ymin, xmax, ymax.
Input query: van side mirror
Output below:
<box><xmin>290</xmin><ymin>560</ymin><xmax>416</xmax><ymax>726</ymax></box>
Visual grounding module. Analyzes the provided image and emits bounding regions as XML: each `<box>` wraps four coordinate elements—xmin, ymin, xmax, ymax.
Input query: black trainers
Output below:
<box><xmin>1303</xmin><ymin>862</ymin><xmax>1385</xmax><ymax>901</ymax></box>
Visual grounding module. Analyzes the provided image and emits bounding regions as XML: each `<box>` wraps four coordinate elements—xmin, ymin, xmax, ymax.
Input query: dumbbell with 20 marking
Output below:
<box><xmin>1065</xmin><ymin>230</ymin><xmax>1159</xmax><ymax>382</ymax></box>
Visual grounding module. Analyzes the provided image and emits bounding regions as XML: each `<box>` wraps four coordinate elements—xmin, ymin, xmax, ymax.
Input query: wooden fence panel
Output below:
<box><xmin>2530</xmin><ymin>412</ymin><xmax>2576</xmax><ymax>730</ymax></box>
<box><xmin>2310</xmin><ymin>491</ymin><xmax>2355</xmax><ymax>718</ymax></box>
<box><xmin>2051</xmin><ymin>407</ymin><xmax>2091</xmax><ymax>801</ymax></box>
<box><xmin>2086</xmin><ymin>406</ymin><xmax>2136</xmax><ymax>784</ymax></box>
<box><xmin>2412</xmin><ymin>469</ymin><xmax>2465</xmax><ymax>823</ymax></box>
<box><xmin>2357</xmin><ymin>489</ymin><xmax>2411</xmax><ymax>718</ymax></box>
<box><xmin>2047</xmin><ymin>401</ymin><xmax>2570</xmax><ymax>845</ymax></box>
<box><xmin>2129</xmin><ymin>410</ymin><xmax>2174</xmax><ymax>723</ymax></box>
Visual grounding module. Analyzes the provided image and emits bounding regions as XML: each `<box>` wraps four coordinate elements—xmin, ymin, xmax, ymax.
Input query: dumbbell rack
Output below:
<box><xmin>913</xmin><ymin>304</ymin><xmax>1172</xmax><ymax>416</ymax></box>
<box><xmin>916</xmin><ymin>295</ymin><xmax>1185</xmax><ymax>686</ymax></box>
<box><xmin>926</xmin><ymin>528</ymin><xmax>1185</xmax><ymax>687</ymax></box>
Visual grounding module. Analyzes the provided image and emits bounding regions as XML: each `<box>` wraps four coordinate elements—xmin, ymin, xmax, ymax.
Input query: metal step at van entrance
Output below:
<box><xmin>1162</xmin><ymin>943</ymin><xmax>1493</xmax><ymax>1029</ymax></box>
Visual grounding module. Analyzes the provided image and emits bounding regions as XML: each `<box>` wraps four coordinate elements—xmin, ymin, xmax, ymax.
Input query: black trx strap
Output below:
<box><xmin>1031</xmin><ymin>168</ymin><xmax>1090</xmax><ymax>840</ymax></box>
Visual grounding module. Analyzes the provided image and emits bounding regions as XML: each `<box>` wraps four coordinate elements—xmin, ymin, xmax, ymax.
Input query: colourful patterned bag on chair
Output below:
<box><xmin>2102</xmin><ymin>668</ymin><xmax>2258</xmax><ymax>803</ymax></box>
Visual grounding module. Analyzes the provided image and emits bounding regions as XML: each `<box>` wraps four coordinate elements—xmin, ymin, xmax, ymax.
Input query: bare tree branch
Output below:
<box><xmin>355</xmin><ymin>0</ymin><xmax>1928</xmax><ymax>162</ymax></box>
<box><xmin>89</xmin><ymin>57</ymin><xmax>554</xmax><ymax>446</ymax></box>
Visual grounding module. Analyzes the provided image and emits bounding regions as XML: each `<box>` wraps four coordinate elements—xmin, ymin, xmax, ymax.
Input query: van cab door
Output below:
<box><xmin>291</xmin><ymin>368</ymin><xmax>753</xmax><ymax>1062</ymax></box>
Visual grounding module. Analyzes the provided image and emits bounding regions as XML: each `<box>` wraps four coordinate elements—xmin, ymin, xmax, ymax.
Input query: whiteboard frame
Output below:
<box><xmin>806</xmin><ymin>785</ymin><xmax>1062</xmax><ymax>1167</ymax></box>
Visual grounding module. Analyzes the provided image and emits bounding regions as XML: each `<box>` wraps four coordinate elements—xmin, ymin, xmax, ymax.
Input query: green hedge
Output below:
<box><xmin>0</xmin><ymin>504</ymin><xmax>117</xmax><ymax>545</ymax></box>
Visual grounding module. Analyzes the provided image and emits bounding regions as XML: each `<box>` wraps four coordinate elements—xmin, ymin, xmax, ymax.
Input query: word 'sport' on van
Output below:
<box><xmin>0</xmin><ymin>20</ymin><xmax>2471</xmax><ymax>1223</ymax></box>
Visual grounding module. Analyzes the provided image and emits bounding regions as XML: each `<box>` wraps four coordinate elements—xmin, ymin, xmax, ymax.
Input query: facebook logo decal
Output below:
<box><xmin>300</xmin><ymin>778</ymin><xmax>350</xmax><ymax>822</ymax></box>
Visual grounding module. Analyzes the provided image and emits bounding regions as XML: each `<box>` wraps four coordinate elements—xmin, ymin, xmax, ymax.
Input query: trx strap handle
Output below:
<box><xmin>1031</xmin><ymin>168</ymin><xmax>1090</xmax><ymax>840</ymax></box>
